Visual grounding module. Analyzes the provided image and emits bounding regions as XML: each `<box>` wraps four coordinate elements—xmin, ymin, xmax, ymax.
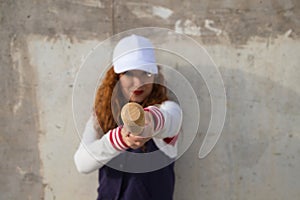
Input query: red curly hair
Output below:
<box><xmin>93</xmin><ymin>66</ymin><xmax>168</xmax><ymax>135</ymax></box>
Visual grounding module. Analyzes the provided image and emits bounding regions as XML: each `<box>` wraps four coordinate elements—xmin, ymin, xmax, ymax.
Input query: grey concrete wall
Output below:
<box><xmin>1</xmin><ymin>0</ymin><xmax>299</xmax><ymax>199</ymax></box>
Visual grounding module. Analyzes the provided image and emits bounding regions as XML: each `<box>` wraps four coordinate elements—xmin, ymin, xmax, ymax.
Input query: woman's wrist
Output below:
<box><xmin>108</xmin><ymin>126</ymin><xmax>129</xmax><ymax>151</ymax></box>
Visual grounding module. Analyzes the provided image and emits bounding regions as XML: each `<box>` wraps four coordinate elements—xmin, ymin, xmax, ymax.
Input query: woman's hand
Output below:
<box><xmin>121</xmin><ymin>126</ymin><xmax>151</xmax><ymax>149</ymax></box>
<box><xmin>121</xmin><ymin>110</ymin><xmax>156</xmax><ymax>149</ymax></box>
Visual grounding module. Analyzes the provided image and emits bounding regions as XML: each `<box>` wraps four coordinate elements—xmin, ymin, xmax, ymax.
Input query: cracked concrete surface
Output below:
<box><xmin>1</xmin><ymin>0</ymin><xmax>299</xmax><ymax>199</ymax></box>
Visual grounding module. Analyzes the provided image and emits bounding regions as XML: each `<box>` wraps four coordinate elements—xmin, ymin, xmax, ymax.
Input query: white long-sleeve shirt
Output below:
<box><xmin>74</xmin><ymin>100</ymin><xmax>182</xmax><ymax>174</ymax></box>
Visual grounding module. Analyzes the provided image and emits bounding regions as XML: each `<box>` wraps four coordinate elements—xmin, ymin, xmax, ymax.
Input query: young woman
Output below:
<box><xmin>74</xmin><ymin>34</ymin><xmax>182</xmax><ymax>200</ymax></box>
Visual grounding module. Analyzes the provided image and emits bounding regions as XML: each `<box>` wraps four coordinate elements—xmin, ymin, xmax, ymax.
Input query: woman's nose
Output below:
<box><xmin>132</xmin><ymin>76</ymin><xmax>144</xmax><ymax>86</ymax></box>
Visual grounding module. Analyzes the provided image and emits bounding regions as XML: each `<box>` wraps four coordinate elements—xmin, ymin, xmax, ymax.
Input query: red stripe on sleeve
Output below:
<box><xmin>109</xmin><ymin>127</ymin><xmax>129</xmax><ymax>151</ymax></box>
<box><xmin>163</xmin><ymin>134</ymin><xmax>179</xmax><ymax>146</ymax></box>
<box><xmin>144</xmin><ymin>106</ymin><xmax>165</xmax><ymax>131</ymax></box>
<box><xmin>109</xmin><ymin>129</ymin><xmax>120</xmax><ymax>151</ymax></box>
<box><xmin>117</xmin><ymin>127</ymin><xmax>129</xmax><ymax>149</ymax></box>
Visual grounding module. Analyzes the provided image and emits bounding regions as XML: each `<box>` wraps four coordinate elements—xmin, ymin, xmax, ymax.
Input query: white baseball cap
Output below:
<box><xmin>112</xmin><ymin>34</ymin><xmax>158</xmax><ymax>74</ymax></box>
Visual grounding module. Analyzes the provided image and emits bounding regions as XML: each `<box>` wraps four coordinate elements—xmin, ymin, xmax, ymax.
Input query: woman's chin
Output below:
<box><xmin>129</xmin><ymin>96</ymin><xmax>145</xmax><ymax>103</ymax></box>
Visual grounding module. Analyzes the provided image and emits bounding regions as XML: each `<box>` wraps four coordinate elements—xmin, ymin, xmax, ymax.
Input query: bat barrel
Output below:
<box><xmin>121</xmin><ymin>102</ymin><xmax>145</xmax><ymax>135</ymax></box>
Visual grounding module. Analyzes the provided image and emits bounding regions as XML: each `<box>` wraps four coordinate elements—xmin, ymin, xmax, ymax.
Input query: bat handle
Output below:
<box><xmin>121</xmin><ymin>102</ymin><xmax>145</xmax><ymax>135</ymax></box>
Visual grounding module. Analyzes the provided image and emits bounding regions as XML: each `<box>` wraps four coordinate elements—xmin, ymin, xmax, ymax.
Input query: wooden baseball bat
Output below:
<box><xmin>121</xmin><ymin>102</ymin><xmax>145</xmax><ymax>136</ymax></box>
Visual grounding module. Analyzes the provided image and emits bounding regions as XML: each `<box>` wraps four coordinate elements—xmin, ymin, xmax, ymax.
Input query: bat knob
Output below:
<box><xmin>121</xmin><ymin>102</ymin><xmax>145</xmax><ymax>135</ymax></box>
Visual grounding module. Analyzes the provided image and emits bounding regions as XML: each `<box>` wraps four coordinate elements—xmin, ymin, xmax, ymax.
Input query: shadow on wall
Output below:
<box><xmin>174</xmin><ymin>67</ymin><xmax>300</xmax><ymax>199</ymax></box>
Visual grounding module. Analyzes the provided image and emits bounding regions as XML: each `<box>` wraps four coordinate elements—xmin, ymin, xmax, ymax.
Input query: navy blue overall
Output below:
<box><xmin>97</xmin><ymin>139</ymin><xmax>175</xmax><ymax>200</ymax></box>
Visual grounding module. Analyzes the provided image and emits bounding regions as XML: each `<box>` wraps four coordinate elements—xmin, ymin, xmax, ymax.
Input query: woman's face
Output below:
<box><xmin>119</xmin><ymin>70</ymin><xmax>155</xmax><ymax>103</ymax></box>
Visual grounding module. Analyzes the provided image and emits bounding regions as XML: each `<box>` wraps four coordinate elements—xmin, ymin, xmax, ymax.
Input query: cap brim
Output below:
<box><xmin>113</xmin><ymin>61</ymin><xmax>158</xmax><ymax>74</ymax></box>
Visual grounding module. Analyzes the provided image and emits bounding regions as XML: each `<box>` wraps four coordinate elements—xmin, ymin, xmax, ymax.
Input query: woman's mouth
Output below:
<box><xmin>133</xmin><ymin>90</ymin><xmax>144</xmax><ymax>95</ymax></box>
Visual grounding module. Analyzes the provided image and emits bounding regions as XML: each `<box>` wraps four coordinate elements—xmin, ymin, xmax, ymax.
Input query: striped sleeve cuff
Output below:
<box><xmin>144</xmin><ymin>106</ymin><xmax>165</xmax><ymax>132</ymax></box>
<box><xmin>108</xmin><ymin>126</ymin><xmax>129</xmax><ymax>151</ymax></box>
